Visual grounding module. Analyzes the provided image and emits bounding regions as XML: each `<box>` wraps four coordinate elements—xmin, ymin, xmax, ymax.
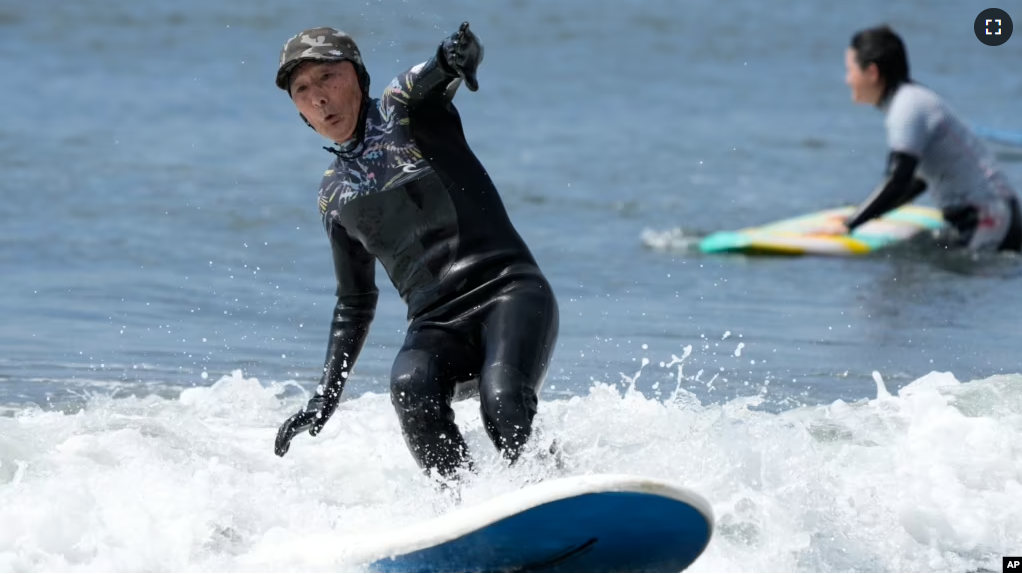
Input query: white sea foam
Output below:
<box><xmin>0</xmin><ymin>368</ymin><xmax>1019</xmax><ymax>572</ymax></box>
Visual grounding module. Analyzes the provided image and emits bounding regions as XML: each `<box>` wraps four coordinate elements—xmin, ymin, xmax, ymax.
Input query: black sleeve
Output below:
<box><xmin>401</xmin><ymin>49</ymin><xmax>463</xmax><ymax>109</ymax></box>
<box><xmin>314</xmin><ymin>220</ymin><xmax>379</xmax><ymax>405</ymax></box>
<box><xmin>846</xmin><ymin>151</ymin><xmax>924</xmax><ymax>231</ymax></box>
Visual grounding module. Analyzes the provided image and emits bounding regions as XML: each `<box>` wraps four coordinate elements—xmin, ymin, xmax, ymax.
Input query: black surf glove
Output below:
<box><xmin>440</xmin><ymin>22</ymin><xmax>484</xmax><ymax>92</ymax></box>
<box><xmin>274</xmin><ymin>386</ymin><xmax>341</xmax><ymax>457</ymax></box>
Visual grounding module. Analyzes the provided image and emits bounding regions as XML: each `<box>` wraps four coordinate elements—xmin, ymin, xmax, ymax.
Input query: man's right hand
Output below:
<box><xmin>274</xmin><ymin>392</ymin><xmax>339</xmax><ymax>457</ymax></box>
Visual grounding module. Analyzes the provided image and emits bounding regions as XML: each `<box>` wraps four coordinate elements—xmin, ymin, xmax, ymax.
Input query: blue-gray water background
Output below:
<box><xmin>1</xmin><ymin>0</ymin><xmax>1020</xmax><ymax>571</ymax></box>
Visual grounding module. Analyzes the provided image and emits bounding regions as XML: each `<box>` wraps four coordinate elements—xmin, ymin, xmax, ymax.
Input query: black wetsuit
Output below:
<box><xmin>310</xmin><ymin>53</ymin><xmax>559</xmax><ymax>477</ymax></box>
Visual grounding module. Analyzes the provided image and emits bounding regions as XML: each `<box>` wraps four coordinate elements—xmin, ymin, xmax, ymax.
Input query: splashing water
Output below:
<box><xmin>0</xmin><ymin>364</ymin><xmax>1020</xmax><ymax>572</ymax></box>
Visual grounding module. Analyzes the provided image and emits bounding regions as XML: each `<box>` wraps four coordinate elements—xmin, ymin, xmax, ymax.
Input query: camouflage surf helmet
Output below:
<box><xmin>276</xmin><ymin>27</ymin><xmax>372</xmax><ymax>156</ymax></box>
<box><xmin>275</xmin><ymin>27</ymin><xmax>369</xmax><ymax>94</ymax></box>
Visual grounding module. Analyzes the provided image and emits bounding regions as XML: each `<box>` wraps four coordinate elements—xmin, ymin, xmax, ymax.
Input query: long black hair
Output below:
<box><xmin>850</xmin><ymin>25</ymin><xmax>911</xmax><ymax>104</ymax></box>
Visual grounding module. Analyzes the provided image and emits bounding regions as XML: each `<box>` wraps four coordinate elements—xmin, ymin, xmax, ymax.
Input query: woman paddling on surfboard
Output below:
<box><xmin>270</xmin><ymin>24</ymin><xmax>559</xmax><ymax>481</ymax></box>
<box><xmin>821</xmin><ymin>25</ymin><xmax>1022</xmax><ymax>252</ymax></box>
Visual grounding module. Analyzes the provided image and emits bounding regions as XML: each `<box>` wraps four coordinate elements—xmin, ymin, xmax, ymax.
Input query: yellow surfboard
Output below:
<box><xmin>699</xmin><ymin>205</ymin><xmax>944</xmax><ymax>256</ymax></box>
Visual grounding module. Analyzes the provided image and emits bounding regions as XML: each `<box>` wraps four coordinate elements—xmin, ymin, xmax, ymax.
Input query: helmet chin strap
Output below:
<box><xmin>297</xmin><ymin>111</ymin><xmax>361</xmax><ymax>159</ymax></box>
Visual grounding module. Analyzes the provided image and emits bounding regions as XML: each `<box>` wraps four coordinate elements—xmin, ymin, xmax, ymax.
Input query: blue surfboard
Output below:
<box><xmin>360</xmin><ymin>474</ymin><xmax>715</xmax><ymax>573</ymax></box>
<box><xmin>973</xmin><ymin>125</ymin><xmax>1022</xmax><ymax>149</ymax></box>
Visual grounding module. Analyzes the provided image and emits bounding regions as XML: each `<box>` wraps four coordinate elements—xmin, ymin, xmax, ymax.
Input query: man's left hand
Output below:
<box><xmin>442</xmin><ymin>22</ymin><xmax>484</xmax><ymax>91</ymax></box>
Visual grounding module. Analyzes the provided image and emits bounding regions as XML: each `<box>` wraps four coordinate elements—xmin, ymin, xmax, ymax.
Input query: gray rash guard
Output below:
<box><xmin>883</xmin><ymin>82</ymin><xmax>1016</xmax><ymax>209</ymax></box>
<box><xmin>848</xmin><ymin>82</ymin><xmax>1021</xmax><ymax>251</ymax></box>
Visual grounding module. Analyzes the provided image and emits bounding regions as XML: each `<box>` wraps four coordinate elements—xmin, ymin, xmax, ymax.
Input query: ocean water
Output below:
<box><xmin>1</xmin><ymin>0</ymin><xmax>1020</xmax><ymax>571</ymax></box>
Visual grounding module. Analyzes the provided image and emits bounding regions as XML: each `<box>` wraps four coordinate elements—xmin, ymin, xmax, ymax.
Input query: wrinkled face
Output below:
<box><xmin>844</xmin><ymin>48</ymin><xmax>884</xmax><ymax>105</ymax></box>
<box><xmin>289</xmin><ymin>60</ymin><xmax>362</xmax><ymax>143</ymax></box>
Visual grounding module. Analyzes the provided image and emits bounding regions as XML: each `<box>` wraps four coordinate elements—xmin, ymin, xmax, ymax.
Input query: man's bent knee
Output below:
<box><xmin>479</xmin><ymin>363</ymin><xmax>539</xmax><ymax>459</ymax></box>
